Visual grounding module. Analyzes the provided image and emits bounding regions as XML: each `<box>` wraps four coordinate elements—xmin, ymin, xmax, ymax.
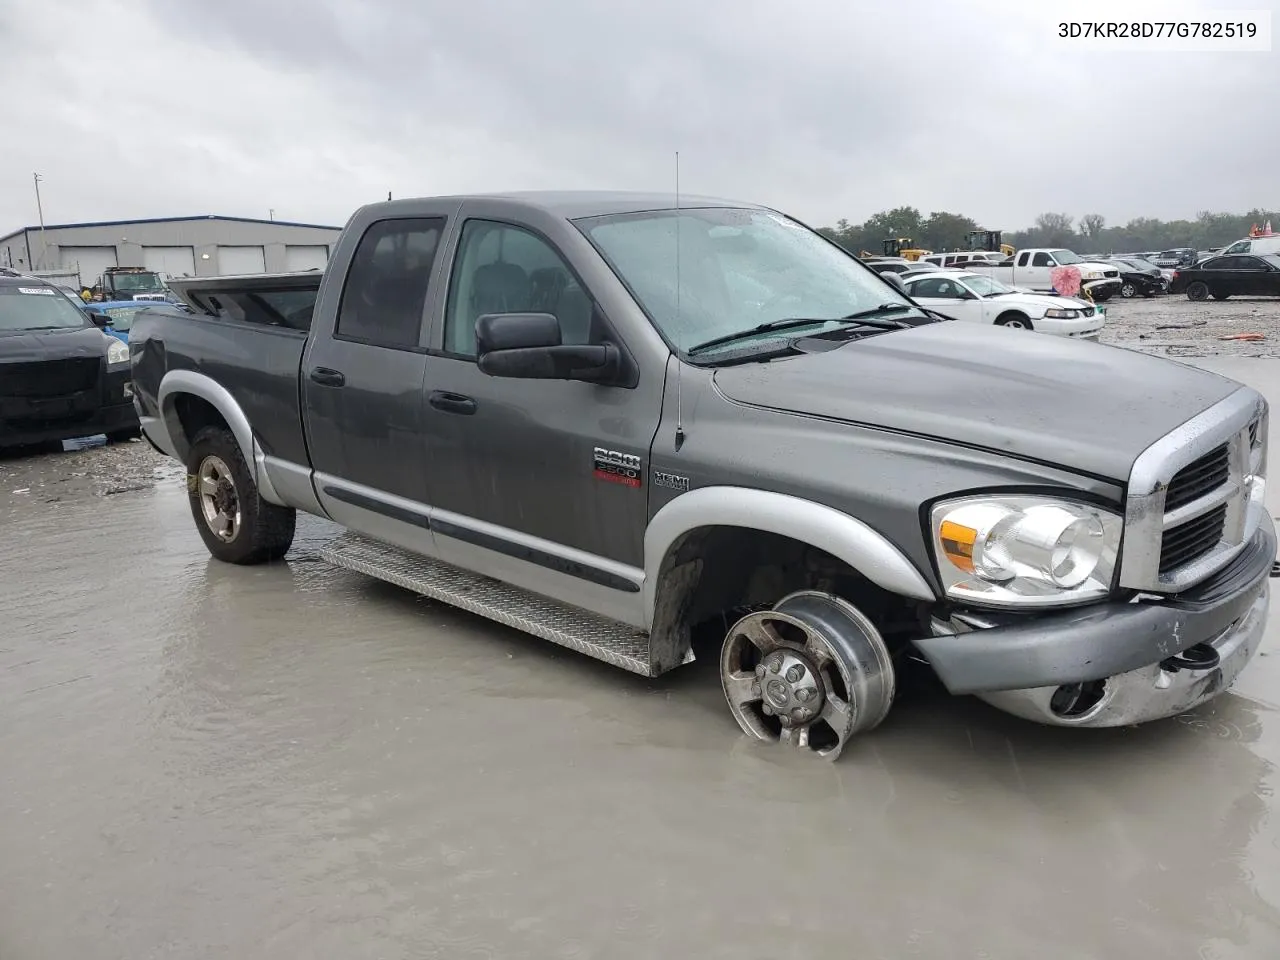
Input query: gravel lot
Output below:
<box><xmin>1101</xmin><ymin>293</ymin><xmax>1280</xmax><ymax>358</ymax></box>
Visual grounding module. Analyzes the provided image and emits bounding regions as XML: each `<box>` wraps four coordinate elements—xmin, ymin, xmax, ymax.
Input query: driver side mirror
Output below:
<box><xmin>881</xmin><ymin>272</ymin><xmax>907</xmax><ymax>295</ymax></box>
<box><xmin>475</xmin><ymin>312</ymin><xmax>622</xmax><ymax>384</ymax></box>
<box><xmin>86</xmin><ymin>312</ymin><xmax>110</xmax><ymax>329</ymax></box>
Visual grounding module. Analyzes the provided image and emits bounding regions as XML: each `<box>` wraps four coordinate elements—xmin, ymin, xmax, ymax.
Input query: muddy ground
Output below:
<box><xmin>3</xmin><ymin>326</ymin><xmax>1280</xmax><ymax>958</ymax></box>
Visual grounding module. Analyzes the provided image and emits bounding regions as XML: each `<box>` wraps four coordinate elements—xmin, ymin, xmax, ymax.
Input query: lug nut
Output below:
<box><xmin>786</xmin><ymin>664</ymin><xmax>805</xmax><ymax>683</ymax></box>
<box><xmin>755</xmin><ymin>664</ymin><xmax>766</xmax><ymax>678</ymax></box>
<box><xmin>778</xmin><ymin>715</ymin><xmax>792</xmax><ymax>727</ymax></box>
<box><xmin>795</xmin><ymin>687</ymin><xmax>813</xmax><ymax>702</ymax></box>
<box><xmin>762</xmin><ymin>703</ymin><xmax>774</xmax><ymax>716</ymax></box>
<box><xmin>750</xmin><ymin>680</ymin><xmax>761</xmax><ymax>696</ymax></box>
<box><xmin>793</xmin><ymin>707</ymin><xmax>811</xmax><ymax>722</ymax></box>
<box><xmin>768</xmin><ymin>656</ymin><xmax>782</xmax><ymax>674</ymax></box>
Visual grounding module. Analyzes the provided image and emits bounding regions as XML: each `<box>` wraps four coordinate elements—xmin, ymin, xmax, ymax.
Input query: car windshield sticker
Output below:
<box><xmin>18</xmin><ymin>287</ymin><xmax>55</xmax><ymax>295</ymax></box>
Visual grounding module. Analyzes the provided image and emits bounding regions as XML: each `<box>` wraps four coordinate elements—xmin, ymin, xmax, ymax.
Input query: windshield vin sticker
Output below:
<box><xmin>18</xmin><ymin>287</ymin><xmax>55</xmax><ymax>295</ymax></box>
<box><xmin>593</xmin><ymin>447</ymin><xmax>642</xmax><ymax>488</ymax></box>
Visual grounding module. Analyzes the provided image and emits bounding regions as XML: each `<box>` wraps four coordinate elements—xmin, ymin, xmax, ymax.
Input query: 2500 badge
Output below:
<box><xmin>592</xmin><ymin>447</ymin><xmax>643</xmax><ymax>488</ymax></box>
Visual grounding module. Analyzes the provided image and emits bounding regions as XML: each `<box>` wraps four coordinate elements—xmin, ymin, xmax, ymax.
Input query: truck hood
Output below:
<box><xmin>0</xmin><ymin>326</ymin><xmax>107</xmax><ymax>359</ymax></box>
<box><xmin>710</xmin><ymin>321</ymin><xmax>1240</xmax><ymax>481</ymax></box>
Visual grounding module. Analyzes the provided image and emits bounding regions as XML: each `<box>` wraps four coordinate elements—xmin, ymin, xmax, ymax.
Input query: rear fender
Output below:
<box><xmin>155</xmin><ymin>370</ymin><xmax>286</xmax><ymax>506</ymax></box>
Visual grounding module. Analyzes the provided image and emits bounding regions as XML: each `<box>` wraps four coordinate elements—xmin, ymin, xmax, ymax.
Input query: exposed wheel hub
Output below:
<box><xmin>757</xmin><ymin>649</ymin><xmax>824</xmax><ymax>726</ymax></box>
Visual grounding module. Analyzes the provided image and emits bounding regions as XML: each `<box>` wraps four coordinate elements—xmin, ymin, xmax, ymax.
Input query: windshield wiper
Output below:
<box><xmin>687</xmin><ymin>305</ymin><xmax>917</xmax><ymax>355</ymax></box>
<box><xmin>18</xmin><ymin>325</ymin><xmax>77</xmax><ymax>331</ymax></box>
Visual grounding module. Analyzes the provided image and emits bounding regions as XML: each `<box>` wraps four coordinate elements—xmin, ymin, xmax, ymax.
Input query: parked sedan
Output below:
<box><xmin>900</xmin><ymin>271</ymin><xmax>1104</xmax><ymax>339</ymax></box>
<box><xmin>1104</xmin><ymin>259</ymin><xmax>1167</xmax><ymax>298</ymax></box>
<box><xmin>1168</xmin><ymin>254</ymin><xmax>1280</xmax><ymax>301</ymax></box>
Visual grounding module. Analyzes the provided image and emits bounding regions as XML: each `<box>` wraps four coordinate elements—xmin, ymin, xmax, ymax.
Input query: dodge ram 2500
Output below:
<box><xmin>131</xmin><ymin>191</ymin><xmax>1274</xmax><ymax>761</ymax></box>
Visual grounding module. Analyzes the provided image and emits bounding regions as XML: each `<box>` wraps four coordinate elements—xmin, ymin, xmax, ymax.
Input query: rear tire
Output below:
<box><xmin>996</xmin><ymin>312</ymin><xmax>1033</xmax><ymax>330</ymax></box>
<box><xmin>1187</xmin><ymin>281</ymin><xmax>1209</xmax><ymax>301</ymax></box>
<box><xmin>185</xmin><ymin>426</ymin><xmax>295</xmax><ymax>564</ymax></box>
<box><xmin>1120</xmin><ymin>282</ymin><xmax>1137</xmax><ymax>298</ymax></box>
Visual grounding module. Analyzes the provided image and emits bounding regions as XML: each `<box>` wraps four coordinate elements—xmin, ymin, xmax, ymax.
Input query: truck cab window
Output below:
<box><xmin>336</xmin><ymin>217</ymin><xmax>444</xmax><ymax>350</ymax></box>
<box><xmin>1032</xmin><ymin>252</ymin><xmax>1053</xmax><ymax>267</ymax></box>
<box><xmin>443</xmin><ymin>220</ymin><xmax>596</xmax><ymax>357</ymax></box>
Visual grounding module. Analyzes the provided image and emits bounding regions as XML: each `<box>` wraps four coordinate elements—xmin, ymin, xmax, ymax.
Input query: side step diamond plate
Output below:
<box><xmin>320</xmin><ymin>531</ymin><xmax>659</xmax><ymax>676</ymax></box>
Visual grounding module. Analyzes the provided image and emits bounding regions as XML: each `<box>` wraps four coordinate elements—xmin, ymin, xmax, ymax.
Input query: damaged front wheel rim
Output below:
<box><xmin>719</xmin><ymin>591</ymin><xmax>896</xmax><ymax>761</ymax></box>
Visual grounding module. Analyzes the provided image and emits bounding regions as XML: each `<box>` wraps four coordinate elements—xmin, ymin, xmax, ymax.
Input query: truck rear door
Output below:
<box><xmin>300</xmin><ymin>203</ymin><xmax>462</xmax><ymax>554</ymax></box>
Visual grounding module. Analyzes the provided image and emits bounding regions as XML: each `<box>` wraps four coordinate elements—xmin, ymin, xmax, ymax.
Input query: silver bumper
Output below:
<box><xmin>975</xmin><ymin>585</ymin><xmax>1269</xmax><ymax>728</ymax></box>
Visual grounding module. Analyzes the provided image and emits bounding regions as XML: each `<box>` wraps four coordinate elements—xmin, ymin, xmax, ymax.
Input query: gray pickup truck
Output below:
<box><xmin>130</xmin><ymin>191</ymin><xmax>1274</xmax><ymax>761</ymax></box>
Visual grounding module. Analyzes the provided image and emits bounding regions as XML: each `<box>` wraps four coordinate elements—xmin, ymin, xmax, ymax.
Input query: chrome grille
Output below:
<box><xmin>1121</xmin><ymin>390</ymin><xmax>1267</xmax><ymax>593</ymax></box>
<box><xmin>1159</xmin><ymin>504</ymin><xmax>1227</xmax><ymax>574</ymax></box>
<box><xmin>1165</xmin><ymin>443</ymin><xmax>1230</xmax><ymax>511</ymax></box>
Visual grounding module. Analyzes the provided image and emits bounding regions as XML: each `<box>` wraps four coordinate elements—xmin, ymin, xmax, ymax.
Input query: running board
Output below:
<box><xmin>320</xmin><ymin>531</ymin><xmax>681</xmax><ymax>677</ymax></box>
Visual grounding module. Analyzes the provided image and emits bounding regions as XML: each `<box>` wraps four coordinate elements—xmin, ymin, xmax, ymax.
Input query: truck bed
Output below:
<box><xmin>132</xmin><ymin>271</ymin><xmax>324</xmax><ymax>469</ymax></box>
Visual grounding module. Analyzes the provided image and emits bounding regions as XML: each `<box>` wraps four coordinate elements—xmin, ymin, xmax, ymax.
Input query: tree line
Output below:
<box><xmin>815</xmin><ymin>206</ymin><xmax>1280</xmax><ymax>256</ymax></box>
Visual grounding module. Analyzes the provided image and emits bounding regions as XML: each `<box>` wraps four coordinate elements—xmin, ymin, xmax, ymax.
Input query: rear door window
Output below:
<box><xmin>336</xmin><ymin>218</ymin><xmax>446</xmax><ymax>350</ymax></box>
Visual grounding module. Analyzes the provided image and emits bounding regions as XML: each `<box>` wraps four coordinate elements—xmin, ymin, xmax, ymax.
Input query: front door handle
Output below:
<box><xmin>429</xmin><ymin>390</ymin><xmax>477</xmax><ymax>415</ymax></box>
<box><xmin>310</xmin><ymin>367</ymin><xmax>346</xmax><ymax>387</ymax></box>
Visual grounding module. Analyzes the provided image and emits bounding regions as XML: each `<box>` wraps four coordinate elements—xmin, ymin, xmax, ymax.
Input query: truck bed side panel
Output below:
<box><xmin>131</xmin><ymin>312</ymin><xmax>310</xmax><ymax>468</ymax></box>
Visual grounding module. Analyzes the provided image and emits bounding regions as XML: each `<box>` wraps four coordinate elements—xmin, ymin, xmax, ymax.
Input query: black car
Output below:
<box><xmin>0</xmin><ymin>270</ymin><xmax>140</xmax><ymax>448</ymax></box>
<box><xmin>1105</xmin><ymin>259</ymin><xmax>1167</xmax><ymax>298</ymax></box>
<box><xmin>1168</xmin><ymin>254</ymin><xmax>1280</xmax><ymax>301</ymax></box>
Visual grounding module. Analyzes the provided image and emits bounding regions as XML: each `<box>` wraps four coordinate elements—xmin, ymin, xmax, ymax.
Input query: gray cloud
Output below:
<box><xmin>2</xmin><ymin>0</ymin><xmax>1276</xmax><ymax>234</ymax></box>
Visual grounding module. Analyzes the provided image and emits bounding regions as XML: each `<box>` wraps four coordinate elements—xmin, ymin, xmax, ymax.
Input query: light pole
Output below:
<box><xmin>33</xmin><ymin>172</ymin><xmax>47</xmax><ymax>270</ymax></box>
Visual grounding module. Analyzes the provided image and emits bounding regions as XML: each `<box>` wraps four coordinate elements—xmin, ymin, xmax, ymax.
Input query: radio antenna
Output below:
<box><xmin>673</xmin><ymin>150</ymin><xmax>686</xmax><ymax>450</ymax></box>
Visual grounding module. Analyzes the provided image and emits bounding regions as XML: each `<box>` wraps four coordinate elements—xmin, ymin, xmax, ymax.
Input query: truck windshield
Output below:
<box><xmin>579</xmin><ymin>207</ymin><xmax>908</xmax><ymax>353</ymax></box>
<box><xmin>0</xmin><ymin>285</ymin><xmax>91</xmax><ymax>332</ymax></box>
<box><xmin>111</xmin><ymin>272</ymin><xmax>165</xmax><ymax>293</ymax></box>
<box><xmin>1050</xmin><ymin>250</ymin><xmax>1083</xmax><ymax>265</ymax></box>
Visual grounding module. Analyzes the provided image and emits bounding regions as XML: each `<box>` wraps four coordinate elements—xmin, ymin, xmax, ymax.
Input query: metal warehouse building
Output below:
<box><xmin>0</xmin><ymin>214</ymin><xmax>344</xmax><ymax>287</ymax></box>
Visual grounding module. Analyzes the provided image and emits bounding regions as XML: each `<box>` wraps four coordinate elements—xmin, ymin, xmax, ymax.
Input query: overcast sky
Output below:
<box><xmin>1</xmin><ymin>0</ymin><xmax>1275</xmax><ymax>233</ymax></box>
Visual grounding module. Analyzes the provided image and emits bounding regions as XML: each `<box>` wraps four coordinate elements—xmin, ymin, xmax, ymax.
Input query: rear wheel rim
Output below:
<box><xmin>197</xmin><ymin>455</ymin><xmax>241</xmax><ymax>542</ymax></box>
<box><xmin>1001</xmin><ymin>317</ymin><xmax>1028</xmax><ymax>328</ymax></box>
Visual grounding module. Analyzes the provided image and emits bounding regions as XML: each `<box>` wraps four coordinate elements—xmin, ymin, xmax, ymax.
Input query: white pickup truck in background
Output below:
<box><xmin>967</xmin><ymin>248</ymin><xmax>1123</xmax><ymax>301</ymax></box>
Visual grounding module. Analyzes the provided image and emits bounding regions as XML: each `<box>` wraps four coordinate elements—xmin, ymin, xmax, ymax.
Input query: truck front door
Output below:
<box><xmin>301</xmin><ymin>208</ymin><xmax>458</xmax><ymax>556</ymax></box>
<box><xmin>419</xmin><ymin>203</ymin><xmax>663</xmax><ymax>623</ymax></box>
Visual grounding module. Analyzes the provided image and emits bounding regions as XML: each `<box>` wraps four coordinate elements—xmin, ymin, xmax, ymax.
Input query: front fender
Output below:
<box><xmin>642</xmin><ymin>486</ymin><xmax>935</xmax><ymax>627</ymax></box>
<box><xmin>155</xmin><ymin>370</ymin><xmax>285</xmax><ymax>506</ymax></box>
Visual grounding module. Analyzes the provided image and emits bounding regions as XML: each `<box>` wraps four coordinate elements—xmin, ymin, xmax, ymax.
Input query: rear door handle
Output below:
<box><xmin>309</xmin><ymin>367</ymin><xmax>346</xmax><ymax>387</ymax></box>
<box><xmin>429</xmin><ymin>390</ymin><xmax>477</xmax><ymax>415</ymax></box>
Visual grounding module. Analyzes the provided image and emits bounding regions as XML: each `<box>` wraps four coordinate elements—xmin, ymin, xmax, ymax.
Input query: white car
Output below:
<box><xmin>900</xmin><ymin>271</ymin><xmax>1105</xmax><ymax>340</ymax></box>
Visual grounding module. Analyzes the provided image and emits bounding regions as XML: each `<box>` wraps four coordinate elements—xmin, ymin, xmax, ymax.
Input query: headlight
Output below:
<box><xmin>106</xmin><ymin>338</ymin><xmax>130</xmax><ymax>365</ymax></box>
<box><xmin>1081</xmin><ymin>270</ymin><xmax>1101</xmax><ymax>280</ymax></box>
<box><xmin>930</xmin><ymin>495</ymin><xmax>1122</xmax><ymax>608</ymax></box>
<box><xmin>1044</xmin><ymin>308</ymin><xmax>1079</xmax><ymax>319</ymax></box>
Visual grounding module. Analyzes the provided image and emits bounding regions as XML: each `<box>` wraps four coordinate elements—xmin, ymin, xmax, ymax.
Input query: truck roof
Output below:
<box><xmin>362</xmin><ymin>190</ymin><xmax>769</xmax><ymax>221</ymax></box>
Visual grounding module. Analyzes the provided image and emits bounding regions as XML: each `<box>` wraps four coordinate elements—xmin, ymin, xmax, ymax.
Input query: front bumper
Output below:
<box><xmin>0</xmin><ymin>365</ymin><xmax>138</xmax><ymax>447</ymax></box>
<box><xmin>1082</xmin><ymin>278</ymin><xmax>1123</xmax><ymax>299</ymax></box>
<box><xmin>915</xmin><ymin>513</ymin><xmax>1275</xmax><ymax>727</ymax></box>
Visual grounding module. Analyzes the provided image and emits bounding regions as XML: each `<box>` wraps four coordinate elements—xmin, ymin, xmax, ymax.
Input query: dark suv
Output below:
<box><xmin>0</xmin><ymin>270</ymin><xmax>140</xmax><ymax>448</ymax></box>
